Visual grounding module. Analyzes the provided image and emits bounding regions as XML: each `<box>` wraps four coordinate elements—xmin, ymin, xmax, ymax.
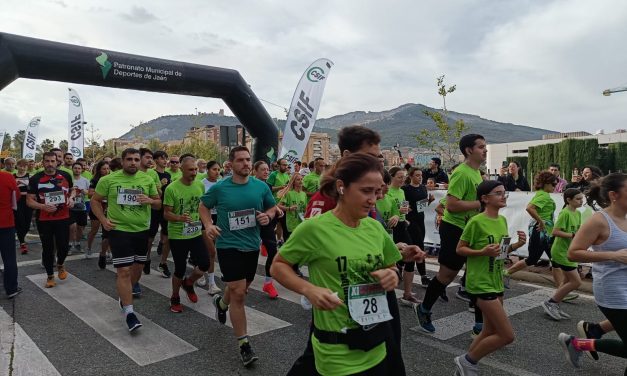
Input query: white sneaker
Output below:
<box><xmin>208</xmin><ymin>283</ymin><xmax>221</xmax><ymax>295</ymax></box>
<box><xmin>454</xmin><ymin>355</ymin><xmax>478</xmax><ymax>376</ymax></box>
<box><xmin>542</xmin><ymin>300</ymin><xmax>562</xmax><ymax>321</ymax></box>
<box><xmin>196</xmin><ymin>275</ymin><xmax>207</xmax><ymax>287</ymax></box>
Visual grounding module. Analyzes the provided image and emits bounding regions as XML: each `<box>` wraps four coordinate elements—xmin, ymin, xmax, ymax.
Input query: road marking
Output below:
<box><xmin>26</xmin><ymin>273</ymin><xmax>197</xmax><ymax>366</ymax></box>
<box><xmin>410</xmin><ymin>288</ymin><xmax>551</xmax><ymax>340</ymax></box>
<box><xmin>0</xmin><ymin>305</ymin><xmax>61</xmax><ymax>376</ymax></box>
<box><xmin>410</xmin><ymin>335</ymin><xmax>541</xmax><ymax>376</ymax></box>
<box><xmin>115</xmin><ymin>267</ymin><xmax>291</xmax><ymax>336</ymax></box>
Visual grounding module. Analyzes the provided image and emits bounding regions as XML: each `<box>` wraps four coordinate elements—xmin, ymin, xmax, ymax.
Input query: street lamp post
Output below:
<box><xmin>603</xmin><ymin>87</ymin><xmax>627</xmax><ymax>96</ymax></box>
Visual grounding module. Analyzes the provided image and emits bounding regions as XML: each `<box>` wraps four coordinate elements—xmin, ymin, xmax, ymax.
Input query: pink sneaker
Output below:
<box><xmin>262</xmin><ymin>281</ymin><xmax>279</xmax><ymax>299</ymax></box>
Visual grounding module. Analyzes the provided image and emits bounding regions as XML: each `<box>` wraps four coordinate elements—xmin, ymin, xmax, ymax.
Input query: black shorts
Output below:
<box><xmin>149</xmin><ymin>209</ymin><xmax>168</xmax><ymax>237</ymax></box>
<box><xmin>108</xmin><ymin>230</ymin><xmax>149</xmax><ymax>268</ymax></box>
<box><xmin>69</xmin><ymin>210</ymin><xmax>88</xmax><ymax>226</ymax></box>
<box><xmin>101</xmin><ymin>227</ymin><xmax>110</xmax><ymax>239</ymax></box>
<box><xmin>552</xmin><ymin>261</ymin><xmax>577</xmax><ymax>272</ymax></box>
<box><xmin>217</xmin><ymin>248</ymin><xmax>259</xmax><ymax>283</ymax></box>
<box><xmin>470</xmin><ymin>292</ymin><xmax>504</xmax><ymax>301</ymax></box>
<box><xmin>170</xmin><ymin>237</ymin><xmax>210</xmax><ymax>278</ymax></box>
<box><xmin>88</xmin><ymin>209</ymin><xmax>98</xmax><ymax>221</ymax></box>
<box><xmin>438</xmin><ymin>221</ymin><xmax>466</xmax><ymax>271</ymax></box>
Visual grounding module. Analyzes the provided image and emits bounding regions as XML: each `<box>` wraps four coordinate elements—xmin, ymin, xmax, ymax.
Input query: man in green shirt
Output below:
<box><xmin>163</xmin><ymin>156</ymin><xmax>209</xmax><ymax>313</ymax></box>
<box><xmin>3</xmin><ymin>157</ymin><xmax>16</xmax><ymax>174</ymax></box>
<box><xmin>414</xmin><ymin>134</ymin><xmax>486</xmax><ymax>334</ymax></box>
<box><xmin>199</xmin><ymin>146</ymin><xmax>277</xmax><ymax>367</ymax></box>
<box><xmin>302</xmin><ymin>157</ymin><xmax>324</xmax><ymax>199</ymax></box>
<box><xmin>166</xmin><ymin>155</ymin><xmax>182</xmax><ymax>181</ymax></box>
<box><xmin>267</xmin><ymin>158</ymin><xmax>290</xmax><ymax>240</ymax></box>
<box><xmin>91</xmin><ymin>148</ymin><xmax>161</xmax><ymax>333</ymax></box>
<box><xmin>63</xmin><ymin>152</ymin><xmax>75</xmax><ymax>172</ymax></box>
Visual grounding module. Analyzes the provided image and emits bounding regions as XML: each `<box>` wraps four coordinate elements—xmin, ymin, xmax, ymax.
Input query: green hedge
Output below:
<box><xmin>527</xmin><ymin>139</ymin><xmax>627</xmax><ymax>180</ymax></box>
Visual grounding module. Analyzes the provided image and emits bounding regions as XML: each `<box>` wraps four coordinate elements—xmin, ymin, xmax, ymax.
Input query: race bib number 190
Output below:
<box><xmin>117</xmin><ymin>189</ymin><xmax>141</xmax><ymax>206</ymax></box>
<box><xmin>228</xmin><ymin>208</ymin><xmax>256</xmax><ymax>231</ymax></box>
<box><xmin>347</xmin><ymin>283</ymin><xmax>393</xmax><ymax>325</ymax></box>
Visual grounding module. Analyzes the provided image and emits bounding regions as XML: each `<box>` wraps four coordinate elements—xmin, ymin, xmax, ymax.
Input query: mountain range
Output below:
<box><xmin>120</xmin><ymin>103</ymin><xmax>557</xmax><ymax>147</ymax></box>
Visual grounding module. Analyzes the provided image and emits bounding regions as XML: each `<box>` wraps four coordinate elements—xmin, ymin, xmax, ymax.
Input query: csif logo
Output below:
<box><xmin>70</xmin><ymin>147</ymin><xmax>81</xmax><ymax>157</ymax></box>
<box><xmin>95</xmin><ymin>52</ymin><xmax>112</xmax><ymax>79</ymax></box>
<box><xmin>306</xmin><ymin>66</ymin><xmax>326</xmax><ymax>82</ymax></box>
<box><xmin>70</xmin><ymin>95</ymin><xmax>81</xmax><ymax>107</ymax></box>
<box><xmin>28</xmin><ymin>119</ymin><xmax>39</xmax><ymax>128</ymax></box>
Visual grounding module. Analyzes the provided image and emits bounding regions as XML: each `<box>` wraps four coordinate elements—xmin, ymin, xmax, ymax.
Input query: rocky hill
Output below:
<box><xmin>120</xmin><ymin>103</ymin><xmax>557</xmax><ymax>147</ymax></box>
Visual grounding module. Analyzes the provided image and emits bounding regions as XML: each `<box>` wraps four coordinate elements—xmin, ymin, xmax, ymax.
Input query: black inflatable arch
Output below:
<box><xmin>0</xmin><ymin>32</ymin><xmax>278</xmax><ymax>161</ymax></box>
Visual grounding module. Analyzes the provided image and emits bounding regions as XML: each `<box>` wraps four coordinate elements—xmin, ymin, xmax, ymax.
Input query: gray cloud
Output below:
<box><xmin>120</xmin><ymin>6</ymin><xmax>158</xmax><ymax>24</ymax></box>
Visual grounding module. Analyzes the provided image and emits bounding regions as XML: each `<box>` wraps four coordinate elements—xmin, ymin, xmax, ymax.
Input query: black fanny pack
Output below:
<box><xmin>313</xmin><ymin>322</ymin><xmax>389</xmax><ymax>351</ymax></box>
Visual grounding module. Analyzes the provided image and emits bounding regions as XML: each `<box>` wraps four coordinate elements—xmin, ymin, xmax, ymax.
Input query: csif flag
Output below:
<box><xmin>279</xmin><ymin>58</ymin><xmax>334</xmax><ymax>166</ymax></box>
<box><xmin>68</xmin><ymin>88</ymin><xmax>85</xmax><ymax>159</ymax></box>
<box><xmin>22</xmin><ymin>117</ymin><xmax>41</xmax><ymax>159</ymax></box>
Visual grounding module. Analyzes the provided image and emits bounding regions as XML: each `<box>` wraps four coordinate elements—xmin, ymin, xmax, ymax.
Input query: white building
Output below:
<box><xmin>486</xmin><ymin>131</ymin><xmax>627</xmax><ymax>174</ymax></box>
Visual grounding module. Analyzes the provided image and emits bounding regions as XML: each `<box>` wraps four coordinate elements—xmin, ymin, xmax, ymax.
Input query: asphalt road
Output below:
<box><xmin>1</xmin><ymin>234</ymin><xmax>626</xmax><ymax>376</ymax></box>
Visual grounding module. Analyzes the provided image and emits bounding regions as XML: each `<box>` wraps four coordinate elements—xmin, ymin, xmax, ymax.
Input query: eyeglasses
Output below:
<box><xmin>487</xmin><ymin>191</ymin><xmax>509</xmax><ymax>198</ymax></box>
<box><xmin>169</xmin><ymin>161</ymin><xmax>179</xmax><ymax>164</ymax></box>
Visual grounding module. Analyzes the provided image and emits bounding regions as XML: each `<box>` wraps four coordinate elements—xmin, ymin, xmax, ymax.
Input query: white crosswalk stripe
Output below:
<box><xmin>111</xmin><ymin>266</ymin><xmax>292</xmax><ymax>335</ymax></box>
<box><xmin>26</xmin><ymin>273</ymin><xmax>198</xmax><ymax>366</ymax></box>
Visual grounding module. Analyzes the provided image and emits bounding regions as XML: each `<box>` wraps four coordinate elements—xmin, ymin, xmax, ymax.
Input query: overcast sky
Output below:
<box><xmin>1</xmin><ymin>0</ymin><xmax>627</xmax><ymax>144</ymax></box>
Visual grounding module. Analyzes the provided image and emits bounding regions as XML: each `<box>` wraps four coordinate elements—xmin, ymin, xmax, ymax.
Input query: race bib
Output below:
<box><xmin>496</xmin><ymin>236</ymin><xmax>511</xmax><ymax>260</ymax></box>
<box><xmin>117</xmin><ymin>189</ymin><xmax>141</xmax><ymax>206</ymax></box>
<box><xmin>74</xmin><ymin>194</ymin><xmax>84</xmax><ymax>204</ymax></box>
<box><xmin>347</xmin><ymin>283</ymin><xmax>393</xmax><ymax>325</ymax></box>
<box><xmin>182</xmin><ymin>221</ymin><xmax>201</xmax><ymax>237</ymax></box>
<box><xmin>416</xmin><ymin>199</ymin><xmax>429</xmax><ymax>213</ymax></box>
<box><xmin>44</xmin><ymin>191</ymin><xmax>64</xmax><ymax>205</ymax></box>
<box><xmin>228</xmin><ymin>208</ymin><xmax>256</xmax><ymax>231</ymax></box>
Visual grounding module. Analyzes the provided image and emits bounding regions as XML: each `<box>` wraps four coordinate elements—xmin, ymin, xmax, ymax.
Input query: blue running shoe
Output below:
<box><xmin>413</xmin><ymin>303</ymin><xmax>435</xmax><ymax>333</ymax></box>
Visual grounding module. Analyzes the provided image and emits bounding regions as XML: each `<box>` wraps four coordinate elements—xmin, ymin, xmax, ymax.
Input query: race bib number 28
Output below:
<box><xmin>347</xmin><ymin>283</ymin><xmax>393</xmax><ymax>325</ymax></box>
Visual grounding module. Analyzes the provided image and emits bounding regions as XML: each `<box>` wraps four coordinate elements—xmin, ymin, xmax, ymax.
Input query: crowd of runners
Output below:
<box><xmin>0</xmin><ymin>125</ymin><xmax>625</xmax><ymax>375</ymax></box>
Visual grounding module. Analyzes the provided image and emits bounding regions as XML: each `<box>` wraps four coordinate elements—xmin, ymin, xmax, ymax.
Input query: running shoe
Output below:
<box><xmin>170</xmin><ymin>296</ymin><xmax>183</xmax><ymax>313</ymax></box>
<box><xmin>558</xmin><ymin>333</ymin><xmax>583</xmax><ymax>368</ymax></box>
<box><xmin>181</xmin><ymin>278</ymin><xmax>198</xmax><ymax>303</ymax></box>
<box><xmin>57</xmin><ymin>265</ymin><xmax>68</xmax><ymax>280</ymax></box>
<box><xmin>470</xmin><ymin>327</ymin><xmax>481</xmax><ymax>338</ymax></box>
<box><xmin>413</xmin><ymin>303</ymin><xmax>435</xmax><ymax>333</ymax></box>
<box><xmin>577</xmin><ymin>321</ymin><xmax>600</xmax><ymax>361</ymax></box>
<box><xmin>503</xmin><ymin>273</ymin><xmax>511</xmax><ymax>289</ymax></box>
<box><xmin>439</xmin><ymin>290</ymin><xmax>449</xmax><ymax>303</ymax></box>
<box><xmin>558</xmin><ymin>308</ymin><xmax>571</xmax><ymax>319</ymax></box>
<box><xmin>159</xmin><ymin>263</ymin><xmax>171</xmax><ymax>278</ymax></box>
<box><xmin>455</xmin><ymin>288</ymin><xmax>471</xmax><ymax>302</ymax></box>
<box><xmin>84</xmin><ymin>248</ymin><xmax>91</xmax><ymax>259</ymax></box>
<box><xmin>143</xmin><ymin>259</ymin><xmax>151</xmax><ymax>275</ymax></box>
<box><xmin>98</xmin><ymin>255</ymin><xmax>106</xmax><ymax>270</ymax></box>
<box><xmin>400</xmin><ymin>294</ymin><xmax>421</xmax><ymax>306</ymax></box>
<box><xmin>213</xmin><ymin>295</ymin><xmax>228</xmax><ymax>324</ymax></box>
<box><xmin>75</xmin><ymin>244</ymin><xmax>83</xmax><ymax>253</ymax></box>
<box><xmin>106</xmin><ymin>252</ymin><xmax>113</xmax><ymax>264</ymax></box>
<box><xmin>563</xmin><ymin>293</ymin><xmax>579</xmax><ymax>302</ymax></box>
<box><xmin>19</xmin><ymin>243</ymin><xmax>28</xmax><ymax>255</ymax></box>
<box><xmin>7</xmin><ymin>287</ymin><xmax>23</xmax><ymax>299</ymax></box>
<box><xmin>542</xmin><ymin>300</ymin><xmax>562</xmax><ymax>321</ymax></box>
<box><xmin>195</xmin><ymin>274</ymin><xmax>207</xmax><ymax>287</ymax></box>
<box><xmin>239</xmin><ymin>342</ymin><xmax>259</xmax><ymax>367</ymax></box>
<box><xmin>45</xmin><ymin>276</ymin><xmax>56</xmax><ymax>288</ymax></box>
<box><xmin>454</xmin><ymin>355</ymin><xmax>479</xmax><ymax>376</ymax></box>
<box><xmin>262</xmin><ymin>281</ymin><xmax>279</xmax><ymax>299</ymax></box>
<box><xmin>132</xmin><ymin>283</ymin><xmax>142</xmax><ymax>297</ymax></box>
<box><xmin>126</xmin><ymin>312</ymin><xmax>142</xmax><ymax>332</ymax></box>
<box><xmin>208</xmin><ymin>283</ymin><xmax>222</xmax><ymax>296</ymax></box>
<box><xmin>420</xmin><ymin>275</ymin><xmax>431</xmax><ymax>288</ymax></box>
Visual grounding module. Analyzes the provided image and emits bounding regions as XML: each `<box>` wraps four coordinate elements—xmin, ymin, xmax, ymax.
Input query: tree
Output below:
<box><xmin>1</xmin><ymin>132</ymin><xmax>11</xmax><ymax>154</ymax></box>
<box><xmin>166</xmin><ymin>139</ymin><xmax>222</xmax><ymax>161</ymax></box>
<box><xmin>147</xmin><ymin>138</ymin><xmax>164</xmax><ymax>152</ymax></box>
<box><xmin>59</xmin><ymin>140</ymin><xmax>68</xmax><ymax>152</ymax></box>
<box><xmin>12</xmin><ymin>130</ymin><xmax>24</xmax><ymax>156</ymax></box>
<box><xmin>415</xmin><ymin>75</ymin><xmax>470</xmax><ymax>167</ymax></box>
<box><xmin>40</xmin><ymin>138</ymin><xmax>55</xmax><ymax>152</ymax></box>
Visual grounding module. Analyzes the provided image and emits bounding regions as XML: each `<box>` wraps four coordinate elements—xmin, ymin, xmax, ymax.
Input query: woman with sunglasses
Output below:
<box><xmin>504</xmin><ymin>171</ymin><xmax>559</xmax><ymax>285</ymax></box>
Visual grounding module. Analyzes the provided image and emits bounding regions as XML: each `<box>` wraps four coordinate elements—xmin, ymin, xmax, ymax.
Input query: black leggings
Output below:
<box><xmin>406</xmin><ymin>215</ymin><xmax>427</xmax><ymax>276</ymax></box>
<box><xmin>37</xmin><ymin>219</ymin><xmax>70</xmax><ymax>276</ymax></box>
<box><xmin>525</xmin><ymin>225</ymin><xmax>552</xmax><ymax>266</ymax></box>
<box><xmin>393</xmin><ymin>221</ymin><xmax>418</xmax><ymax>273</ymax></box>
<box><xmin>14</xmin><ymin>199</ymin><xmax>33</xmax><ymax>244</ymax></box>
<box><xmin>596</xmin><ymin>306</ymin><xmax>627</xmax><ymax>360</ymax></box>
<box><xmin>169</xmin><ymin>237</ymin><xmax>209</xmax><ymax>279</ymax></box>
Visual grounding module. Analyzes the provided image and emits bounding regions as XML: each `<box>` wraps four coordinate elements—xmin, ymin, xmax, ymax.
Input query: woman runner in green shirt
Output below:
<box><xmin>455</xmin><ymin>180</ymin><xmax>526</xmax><ymax>375</ymax></box>
<box><xmin>272</xmin><ymin>153</ymin><xmax>401</xmax><ymax>376</ymax></box>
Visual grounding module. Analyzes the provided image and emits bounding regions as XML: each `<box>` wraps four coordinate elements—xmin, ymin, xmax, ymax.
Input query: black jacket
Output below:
<box><xmin>497</xmin><ymin>174</ymin><xmax>530</xmax><ymax>192</ymax></box>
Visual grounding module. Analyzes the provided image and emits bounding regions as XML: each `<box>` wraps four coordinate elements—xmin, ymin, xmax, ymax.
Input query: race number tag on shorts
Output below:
<box><xmin>74</xmin><ymin>194</ymin><xmax>84</xmax><ymax>204</ymax></box>
<box><xmin>416</xmin><ymin>199</ymin><xmax>429</xmax><ymax>213</ymax></box>
<box><xmin>497</xmin><ymin>236</ymin><xmax>511</xmax><ymax>260</ymax></box>
<box><xmin>44</xmin><ymin>191</ymin><xmax>64</xmax><ymax>205</ymax></box>
<box><xmin>182</xmin><ymin>221</ymin><xmax>201</xmax><ymax>237</ymax></box>
<box><xmin>117</xmin><ymin>189</ymin><xmax>141</xmax><ymax>206</ymax></box>
<box><xmin>228</xmin><ymin>208</ymin><xmax>256</xmax><ymax>231</ymax></box>
<box><xmin>347</xmin><ymin>283</ymin><xmax>393</xmax><ymax>325</ymax></box>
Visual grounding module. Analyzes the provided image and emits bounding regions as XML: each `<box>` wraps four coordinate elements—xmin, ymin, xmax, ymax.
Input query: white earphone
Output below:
<box><xmin>339</xmin><ymin>187</ymin><xmax>344</xmax><ymax>195</ymax></box>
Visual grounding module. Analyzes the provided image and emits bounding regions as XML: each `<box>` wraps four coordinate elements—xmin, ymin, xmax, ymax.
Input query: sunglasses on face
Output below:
<box><xmin>170</xmin><ymin>161</ymin><xmax>179</xmax><ymax>164</ymax></box>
